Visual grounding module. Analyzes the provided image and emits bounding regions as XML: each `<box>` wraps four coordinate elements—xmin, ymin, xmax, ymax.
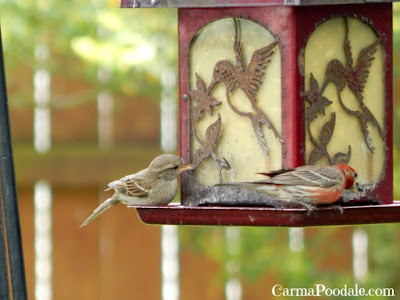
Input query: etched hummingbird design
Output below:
<box><xmin>207</xmin><ymin>18</ymin><xmax>282</xmax><ymax>156</ymax></box>
<box><xmin>322</xmin><ymin>17</ymin><xmax>384</xmax><ymax>152</ymax></box>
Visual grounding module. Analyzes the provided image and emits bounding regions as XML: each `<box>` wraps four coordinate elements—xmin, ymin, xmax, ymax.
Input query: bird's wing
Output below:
<box><xmin>245</xmin><ymin>40</ymin><xmax>278</xmax><ymax>94</ymax></box>
<box><xmin>259</xmin><ymin>166</ymin><xmax>342</xmax><ymax>187</ymax></box>
<box><xmin>233</xmin><ymin>18</ymin><xmax>244</xmax><ymax>72</ymax></box>
<box><xmin>353</xmin><ymin>39</ymin><xmax>380</xmax><ymax>94</ymax></box>
<box><xmin>343</xmin><ymin>18</ymin><xmax>353</xmax><ymax>70</ymax></box>
<box><xmin>124</xmin><ymin>177</ymin><xmax>151</xmax><ymax>197</ymax></box>
<box><xmin>114</xmin><ymin>168</ymin><xmax>150</xmax><ymax>197</ymax></box>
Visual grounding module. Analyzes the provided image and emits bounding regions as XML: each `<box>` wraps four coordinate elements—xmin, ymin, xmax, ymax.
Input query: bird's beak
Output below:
<box><xmin>178</xmin><ymin>164</ymin><xmax>193</xmax><ymax>174</ymax></box>
<box><xmin>207</xmin><ymin>78</ymin><xmax>217</xmax><ymax>94</ymax></box>
<box><xmin>350</xmin><ymin>182</ymin><xmax>363</xmax><ymax>193</ymax></box>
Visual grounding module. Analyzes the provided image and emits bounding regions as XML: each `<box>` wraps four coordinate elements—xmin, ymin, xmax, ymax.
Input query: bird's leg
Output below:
<box><xmin>290</xmin><ymin>201</ymin><xmax>317</xmax><ymax>215</ymax></box>
<box><xmin>330</xmin><ymin>204</ymin><xmax>344</xmax><ymax>215</ymax></box>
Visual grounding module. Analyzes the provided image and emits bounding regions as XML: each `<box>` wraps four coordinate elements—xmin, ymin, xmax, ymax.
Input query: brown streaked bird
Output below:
<box><xmin>80</xmin><ymin>154</ymin><xmax>192</xmax><ymax>227</ymax></box>
<box><xmin>217</xmin><ymin>164</ymin><xmax>362</xmax><ymax>211</ymax></box>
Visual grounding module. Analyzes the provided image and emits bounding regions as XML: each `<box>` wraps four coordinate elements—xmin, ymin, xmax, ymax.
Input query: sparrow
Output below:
<box><xmin>80</xmin><ymin>154</ymin><xmax>192</xmax><ymax>227</ymax></box>
<box><xmin>217</xmin><ymin>164</ymin><xmax>361</xmax><ymax>211</ymax></box>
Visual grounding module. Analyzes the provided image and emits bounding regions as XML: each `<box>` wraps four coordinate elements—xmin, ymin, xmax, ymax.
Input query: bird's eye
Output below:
<box><xmin>173</xmin><ymin>165</ymin><xmax>179</xmax><ymax>170</ymax></box>
<box><xmin>354</xmin><ymin>172</ymin><xmax>358</xmax><ymax>178</ymax></box>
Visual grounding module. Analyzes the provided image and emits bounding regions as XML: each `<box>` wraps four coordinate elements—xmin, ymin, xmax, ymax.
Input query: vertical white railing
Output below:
<box><xmin>288</xmin><ymin>228</ymin><xmax>304</xmax><ymax>253</ymax></box>
<box><xmin>34</xmin><ymin>45</ymin><xmax>51</xmax><ymax>154</ymax></box>
<box><xmin>160</xmin><ymin>68</ymin><xmax>178</xmax><ymax>153</ymax></box>
<box><xmin>33</xmin><ymin>39</ymin><xmax>53</xmax><ymax>300</ymax></box>
<box><xmin>161</xmin><ymin>226</ymin><xmax>180</xmax><ymax>300</ymax></box>
<box><xmin>34</xmin><ymin>180</ymin><xmax>52</xmax><ymax>300</ymax></box>
<box><xmin>160</xmin><ymin>69</ymin><xmax>180</xmax><ymax>300</ymax></box>
<box><xmin>225</xmin><ymin>227</ymin><xmax>242</xmax><ymax>300</ymax></box>
<box><xmin>352</xmin><ymin>228</ymin><xmax>368</xmax><ymax>283</ymax></box>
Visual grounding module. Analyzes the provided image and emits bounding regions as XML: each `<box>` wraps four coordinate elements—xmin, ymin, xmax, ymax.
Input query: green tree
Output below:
<box><xmin>1</xmin><ymin>1</ymin><xmax>178</xmax><ymax>107</ymax></box>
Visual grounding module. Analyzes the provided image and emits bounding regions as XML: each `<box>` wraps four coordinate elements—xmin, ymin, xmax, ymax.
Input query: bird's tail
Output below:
<box><xmin>80</xmin><ymin>197</ymin><xmax>118</xmax><ymax>227</ymax></box>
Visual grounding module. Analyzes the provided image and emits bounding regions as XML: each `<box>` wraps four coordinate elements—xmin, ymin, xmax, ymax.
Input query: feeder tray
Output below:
<box><xmin>133</xmin><ymin>201</ymin><xmax>400</xmax><ymax>227</ymax></box>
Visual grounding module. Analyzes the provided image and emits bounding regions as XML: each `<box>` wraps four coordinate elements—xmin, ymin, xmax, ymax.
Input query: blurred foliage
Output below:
<box><xmin>180</xmin><ymin>224</ymin><xmax>400</xmax><ymax>297</ymax></box>
<box><xmin>1</xmin><ymin>0</ymin><xmax>178</xmax><ymax>106</ymax></box>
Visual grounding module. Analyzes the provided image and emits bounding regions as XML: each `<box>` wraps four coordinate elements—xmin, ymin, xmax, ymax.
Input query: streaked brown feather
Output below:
<box><xmin>257</xmin><ymin>168</ymin><xmax>295</xmax><ymax>177</ymax></box>
<box><xmin>124</xmin><ymin>178</ymin><xmax>150</xmax><ymax>197</ymax></box>
<box><xmin>257</xmin><ymin>166</ymin><xmax>343</xmax><ymax>187</ymax></box>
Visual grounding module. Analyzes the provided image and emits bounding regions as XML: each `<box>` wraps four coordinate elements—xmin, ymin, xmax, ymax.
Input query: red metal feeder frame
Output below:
<box><xmin>120</xmin><ymin>0</ymin><xmax>399</xmax><ymax>227</ymax></box>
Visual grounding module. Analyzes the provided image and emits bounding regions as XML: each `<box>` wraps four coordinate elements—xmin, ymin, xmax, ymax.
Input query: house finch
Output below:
<box><xmin>217</xmin><ymin>164</ymin><xmax>361</xmax><ymax>211</ymax></box>
<box><xmin>80</xmin><ymin>154</ymin><xmax>192</xmax><ymax>227</ymax></box>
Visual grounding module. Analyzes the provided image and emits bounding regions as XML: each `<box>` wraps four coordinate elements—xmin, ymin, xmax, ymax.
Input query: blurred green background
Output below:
<box><xmin>1</xmin><ymin>1</ymin><xmax>399</xmax><ymax>299</ymax></box>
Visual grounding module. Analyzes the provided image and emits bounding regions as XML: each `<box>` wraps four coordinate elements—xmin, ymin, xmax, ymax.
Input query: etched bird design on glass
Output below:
<box><xmin>207</xmin><ymin>18</ymin><xmax>282</xmax><ymax>156</ymax></box>
<box><xmin>322</xmin><ymin>17</ymin><xmax>384</xmax><ymax>152</ymax></box>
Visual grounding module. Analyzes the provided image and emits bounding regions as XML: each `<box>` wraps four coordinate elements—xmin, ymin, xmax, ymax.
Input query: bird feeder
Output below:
<box><xmin>120</xmin><ymin>0</ymin><xmax>400</xmax><ymax>226</ymax></box>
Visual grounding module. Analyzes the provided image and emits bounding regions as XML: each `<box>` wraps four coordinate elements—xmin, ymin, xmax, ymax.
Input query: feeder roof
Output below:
<box><xmin>120</xmin><ymin>0</ymin><xmax>398</xmax><ymax>8</ymax></box>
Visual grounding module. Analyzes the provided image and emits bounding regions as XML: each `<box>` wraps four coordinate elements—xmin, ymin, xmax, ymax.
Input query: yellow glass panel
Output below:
<box><xmin>305</xmin><ymin>17</ymin><xmax>385</xmax><ymax>184</ymax></box>
<box><xmin>189</xmin><ymin>18</ymin><xmax>282</xmax><ymax>186</ymax></box>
